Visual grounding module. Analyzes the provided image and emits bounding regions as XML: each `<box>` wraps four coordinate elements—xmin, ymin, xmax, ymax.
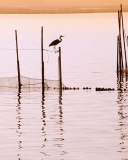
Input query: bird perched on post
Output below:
<box><xmin>49</xmin><ymin>35</ymin><xmax>64</xmax><ymax>53</ymax></box>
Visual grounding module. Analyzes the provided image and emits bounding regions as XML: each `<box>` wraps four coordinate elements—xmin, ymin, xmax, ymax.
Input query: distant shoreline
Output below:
<box><xmin>0</xmin><ymin>6</ymin><xmax>128</xmax><ymax>14</ymax></box>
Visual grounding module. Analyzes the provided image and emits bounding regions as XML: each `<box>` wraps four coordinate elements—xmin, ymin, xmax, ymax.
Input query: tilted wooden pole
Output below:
<box><xmin>41</xmin><ymin>26</ymin><xmax>44</xmax><ymax>94</ymax></box>
<box><xmin>120</xmin><ymin>4</ymin><xmax>127</xmax><ymax>69</ymax></box>
<box><xmin>118</xmin><ymin>10</ymin><xmax>124</xmax><ymax>70</ymax></box>
<box><xmin>15</xmin><ymin>30</ymin><xmax>21</xmax><ymax>91</ymax></box>
<box><xmin>117</xmin><ymin>35</ymin><xmax>119</xmax><ymax>73</ymax></box>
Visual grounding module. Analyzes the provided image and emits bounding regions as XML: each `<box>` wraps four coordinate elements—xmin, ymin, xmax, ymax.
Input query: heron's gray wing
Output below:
<box><xmin>49</xmin><ymin>39</ymin><xmax>60</xmax><ymax>46</ymax></box>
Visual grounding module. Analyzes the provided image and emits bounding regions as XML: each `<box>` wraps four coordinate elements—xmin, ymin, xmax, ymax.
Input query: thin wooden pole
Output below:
<box><xmin>119</xmin><ymin>47</ymin><xmax>122</xmax><ymax>81</ymax></box>
<box><xmin>41</xmin><ymin>27</ymin><xmax>44</xmax><ymax>94</ymax></box>
<box><xmin>120</xmin><ymin>4</ymin><xmax>127</xmax><ymax>69</ymax></box>
<box><xmin>117</xmin><ymin>35</ymin><xmax>119</xmax><ymax>74</ymax></box>
<box><xmin>15</xmin><ymin>30</ymin><xmax>21</xmax><ymax>91</ymax></box>
<box><xmin>58</xmin><ymin>47</ymin><xmax>62</xmax><ymax>90</ymax></box>
<box><xmin>118</xmin><ymin>10</ymin><xmax>124</xmax><ymax>70</ymax></box>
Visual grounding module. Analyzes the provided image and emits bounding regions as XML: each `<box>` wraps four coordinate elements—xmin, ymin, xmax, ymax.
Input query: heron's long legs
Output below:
<box><xmin>54</xmin><ymin>46</ymin><xmax>59</xmax><ymax>53</ymax></box>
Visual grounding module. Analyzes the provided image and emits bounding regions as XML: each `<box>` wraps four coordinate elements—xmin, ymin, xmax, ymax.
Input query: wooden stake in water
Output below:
<box><xmin>118</xmin><ymin>10</ymin><xmax>124</xmax><ymax>70</ymax></box>
<box><xmin>58</xmin><ymin>47</ymin><xmax>62</xmax><ymax>90</ymax></box>
<box><xmin>117</xmin><ymin>35</ymin><xmax>119</xmax><ymax>73</ymax></box>
<box><xmin>15</xmin><ymin>30</ymin><xmax>21</xmax><ymax>91</ymax></box>
<box><xmin>41</xmin><ymin>26</ymin><xmax>44</xmax><ymax>94</ymax></box>
<box><xmin>120</xmin><ymin>4</ymin><xmax>127</xmax><ymax>69</ymax></box>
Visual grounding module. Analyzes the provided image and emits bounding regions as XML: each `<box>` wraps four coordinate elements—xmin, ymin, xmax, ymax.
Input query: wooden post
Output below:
<box><xmin>15</xmin><ymin>30</ymin><xmax>21</xmax><ymax>91</ymax></box>
<box><xmin>118</xmin><ymin>10</ymin><xmax>124</xmax><ymax>70</ymax></box>
<box><xmin>41</xmin><ymin>27</ymin><xmax>44</xmax><ymax>94</ymax></box>
<box><xmin>120</xmin><ymin>4</ymin><xmax>127</xmax><ymax>69</ymax></box>
<box><xmin>117</xmin><ymin>35</ymin><xmax>119</xmax><ymax>74</ymax></box>
<box><xmin>58</xmin><ymin>47</ymin><xmax>62</xmax><ymax>90</ymax></box>
<box><xmin>119</xmin><ymin>48</ymin><xmax>122</xmax><ymax>81</ymax></box>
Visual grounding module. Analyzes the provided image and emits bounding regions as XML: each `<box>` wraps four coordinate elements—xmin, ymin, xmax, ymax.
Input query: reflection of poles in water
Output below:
<box><xmin>59</xmin><ymin>105</ymin><xmax>64</xmax><ymax>135</ymax></box>
<box><xmin>16</xmin><ymin>90</ymin><xmax>22</xmax><ymax>159</ymax></box>
<box><xmin>41</xmin><ymin>94</ymin><xmax>47</xmax><ymax>155</ymax></box>
<box><xmin>57</xmin><ymin>90</ymin><xmax>67</xmax><ymax>156</ymax></box>
<box><xmin>59</xmin><ymin>89</ymin><xmax>63</xmax><ymax>133</ymax></box>
<box><xmin>116</xmin><ymin>90</ymin><xmax>128</xmax><ymax>153</ymax></box>
<box><xmin>117</xmin><ymin>77</ymin><xmax>122</xmax><ymax>91</ymax></box>
<box><xmin>117</xmin><ymin>73</ymin><xmax>128</xmax><ymax>91</ymax></box>
<box><xmin>59</xmin><ymin>90</ymin><xmax>62</xmax><ymax>105</ymax></box>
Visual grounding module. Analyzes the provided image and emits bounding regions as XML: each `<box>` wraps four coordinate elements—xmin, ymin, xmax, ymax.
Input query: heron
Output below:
<box><xmin>49</xmin><ymin>35</ymin><xmax>64</xmax><ymax>53</ymax></box>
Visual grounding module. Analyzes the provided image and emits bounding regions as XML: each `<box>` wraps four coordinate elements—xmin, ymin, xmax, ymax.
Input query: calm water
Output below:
<box><xmin>0</xmin><ymin>13</ymin><xmax>128</xmax><ymax>160</ymax></box>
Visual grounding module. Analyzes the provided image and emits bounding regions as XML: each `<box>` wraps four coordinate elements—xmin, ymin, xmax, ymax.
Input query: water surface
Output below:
<box><xmin>0</xmin><ymin>13</ymin><xmax>128</xmax><ymax>160</ymax></box>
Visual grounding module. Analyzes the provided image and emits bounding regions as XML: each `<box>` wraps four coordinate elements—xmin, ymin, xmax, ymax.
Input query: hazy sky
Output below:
<box><xmin>0</xmin><ymin>0</ymin><xmax>127</xmax><ymax>8</ymax></box>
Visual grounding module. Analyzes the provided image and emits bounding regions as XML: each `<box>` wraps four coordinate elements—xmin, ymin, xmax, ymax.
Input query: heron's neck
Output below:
<box><xmin>59</xmin><ymin>37</ymin><xmax>62</xmax><ymax>42</ymax></box>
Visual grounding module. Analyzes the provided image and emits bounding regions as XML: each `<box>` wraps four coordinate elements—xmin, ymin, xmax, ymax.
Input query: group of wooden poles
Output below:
<box><xmin>117</xmin><ymin>5</ymin><xmax>128</xmax><ymax>81</ymax></box>
<box><xmin>15</xmin><ymin>26</ymin><xmax>63</xmax><ymax>94</ymax></box>
<box><xmin>14</xmin><ymin>6</ymin><xmax>128</xmax><ymax>94</ymax></box>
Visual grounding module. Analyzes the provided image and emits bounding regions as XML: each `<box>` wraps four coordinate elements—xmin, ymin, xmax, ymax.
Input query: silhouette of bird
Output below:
<box><xmin>49</xmin><ymin>35</ymin><xmax>64</xmax><ymax>53</ymax></box>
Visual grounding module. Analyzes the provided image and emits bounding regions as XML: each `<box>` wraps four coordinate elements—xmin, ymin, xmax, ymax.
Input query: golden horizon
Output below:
<box><xmin>0</xmin><ymin>0</ymin><xmax>128</xmax><ymax>8</ymax></box>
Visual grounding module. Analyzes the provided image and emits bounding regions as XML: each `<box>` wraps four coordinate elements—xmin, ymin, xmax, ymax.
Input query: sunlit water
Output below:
<box><xmin>0</xmin><ymin>13</ymin><xmax>128</xmax><ymax>160</ymax></box>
